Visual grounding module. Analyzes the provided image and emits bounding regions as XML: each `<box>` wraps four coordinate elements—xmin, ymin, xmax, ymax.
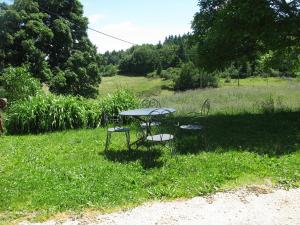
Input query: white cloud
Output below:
<box><xmin>87</xmin><ymin>21</ymin><xmax>192</xmax><ymax>53</ymax></box>
<box><xmin>88</xmin><ymin>13</ymin><xmax>105</xmax><ymax>24</ymax></box>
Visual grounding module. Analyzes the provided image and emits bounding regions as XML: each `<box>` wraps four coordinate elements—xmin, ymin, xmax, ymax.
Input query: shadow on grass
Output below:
<box><xmin>175</xmin><ymin>111</ymin><xmax>300</xmax><ymax>156</ymax></box>
<box><xmin>101</xmin><ymin>148</ymin><xmax>163</xmax><ymax>169</ymax></box>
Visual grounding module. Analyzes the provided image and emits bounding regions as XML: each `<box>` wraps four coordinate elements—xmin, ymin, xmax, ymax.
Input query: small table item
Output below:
<box><xmin>180</xmin><ymin>124</ymin><xmax>203</xmax><ymax>130</ymax></box>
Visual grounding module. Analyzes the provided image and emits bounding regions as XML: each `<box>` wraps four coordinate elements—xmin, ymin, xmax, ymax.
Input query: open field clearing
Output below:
<box><xmin>99</xmin><ymin>76</ymin><xmax>172</xmax><ymax>97</ymax></box>
<box><xmin>159</xmin><ymin>77</ymin><xmax>300</xmax><ymax>114</ymax></box>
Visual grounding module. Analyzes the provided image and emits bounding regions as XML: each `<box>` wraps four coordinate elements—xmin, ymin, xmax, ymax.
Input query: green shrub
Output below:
<box><xmin>160</xmin><ymin>67</ymin><xmax>181</xmax><ymax>80</ymax></box>
<box><xmin>146</xmin><ymin>71</ymin><xmax>158</xmax><ymax>78</ymax></box>
<box><xmin>0</xmin><ymin>65</ymin><xmax>42</xmax><ymax>102</ymax></box>
<box><xmin>199</xmin><ymin>69</ymin><xmax>219</xmax><ymax>88</ymax></box>
<box><xmin>218</xmin><ymin>65</ymin><xmax>240</xmax><ymax>79</ymax></box>
<box><xmin>174</xmin><ymin>62</ymin><xmax>198</xmax><ymax>91</ymax></box>
<box><xmin>100</xmin><ymin>89</ymin><xmax>139</xmax><ymax>116</ymax></box>
<box><xmin>259</xmin><ymin>95</ymin><xmax>289</xmax><ymax>114</ymax></box>
<box><xmin>100</xmin><ymin>64</ymin><xmax>118</xmax><ymax>77</ymax></box>
<box><xmin>174</xmin><ymin>63</ymin><xmax>219</xmax><ymax>91</ymax></box>
<box><xmin>7</xmin><ymin>94</ymin><xmax>101</xmax><ymax>134</ymax></box>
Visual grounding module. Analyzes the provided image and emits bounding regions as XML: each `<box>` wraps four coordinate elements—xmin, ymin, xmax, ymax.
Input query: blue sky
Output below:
<box><xmin>81</xmin><ymin>0</ymin><xmax>199</xmax><ymax>52</ymax></box>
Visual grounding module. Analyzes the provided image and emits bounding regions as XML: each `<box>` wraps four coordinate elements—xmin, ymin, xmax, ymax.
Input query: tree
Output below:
<box><xmin>0</xmin><ymin>0</ymin><xmax>53</xmax><ymax>81</ymax></box>
<box><xmin>119</xmin><ymin>45</ymin><xmax>159</xmax><ymax>75</ymax></box>
<box><xmin>192</xmin><ymin>0</ymin><xmax>300</xmax><ymax>71</ymax></box>
<box><xmin>0</xmin><ymin>0</ymin><xmax>102</xmax><ymax>97</ymax></box>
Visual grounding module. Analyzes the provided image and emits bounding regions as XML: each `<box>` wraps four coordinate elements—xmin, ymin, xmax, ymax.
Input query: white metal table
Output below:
<box><xmin>120</xmin><ymin>108</ymin><xmax>176</xmax><ymax>147</ymax></box>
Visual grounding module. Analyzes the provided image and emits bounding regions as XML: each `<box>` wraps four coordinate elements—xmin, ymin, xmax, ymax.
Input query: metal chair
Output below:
<box><xmin>140</xmin><ymin>98</ymin><xmax>161</xmax><ymax>108</ymax></box>
<box><xmin>178</xmin><ymin>99</ymin><xmax>210</xmax><ymax>148</ymax></box>
<box><xmin>200</xmin><ymin>99</ymin><xmax>210</xmax><ymax>116</ymax></box>
<box><xmin>104</xmin><ymin>113</ymin><xmax>131</xmax><ymax>151</ymax></box>
<box><xmin>146</xmin><ymin>109</ymin><xmax>175</xmax><ymax>154</ymax></box>
<box><xmin>179</xmin><ymin>99</ymin><xmax>210</xmax><ymax>130</ymax></box>
<box><xmin>139</xmin><ymin>98</ymin><xmax>161</xmax><ymax>130</ymax></box>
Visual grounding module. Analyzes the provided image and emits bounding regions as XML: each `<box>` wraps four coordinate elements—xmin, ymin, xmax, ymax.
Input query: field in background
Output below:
<box><xmin>100</xmin><ymin>76</ymin><xmax>300</xmax><ymax>114</ymax></box>
<box><xmin>99</xmin><ymin>75</ymin><xmax>172</xmax><ymax>97</ymax></box>
<box><xmin>159</xmin><ymin>77</ymin><xmax>300</xmax><ymax>114</ymax></box>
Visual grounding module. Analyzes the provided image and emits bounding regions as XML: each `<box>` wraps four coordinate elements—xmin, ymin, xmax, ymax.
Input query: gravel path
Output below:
<box><xmin>20</xmin><ymin>187</ymin><xmax>300</xmax><ymax>225</ymax></box>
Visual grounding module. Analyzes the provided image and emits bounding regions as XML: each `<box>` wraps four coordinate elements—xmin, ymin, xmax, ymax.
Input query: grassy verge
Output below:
<box><xmin>0</xmin><ymin>77</ymin><xmax>300</xmax><ymax>223</ymax></box>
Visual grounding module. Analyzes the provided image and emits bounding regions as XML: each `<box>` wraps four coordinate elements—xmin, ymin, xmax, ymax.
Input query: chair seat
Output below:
<box><xmin>108</xmin><ymin>127</ymin><xmax>130</xmax><ymax>132</ymax></box>
<box><xmin>146</xmin><ymin>134</ymin><xmax>174</xmax><ymax>142</ymax></box>
<box><xmin>140</xmin><ymin>121</ymin><xmax>161</xmax><ymax>128</ymax></box>
<box><xmin>180</xmin><ymin>124</ymin><xmax>203</xmax><ymax>130</ymax></box>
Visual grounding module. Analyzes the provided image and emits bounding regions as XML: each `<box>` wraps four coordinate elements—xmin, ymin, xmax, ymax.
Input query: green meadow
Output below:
<box><xmin>1</xmin><ymin>77</ymin><xmax>300</xmax><ymax>224</ymax></box>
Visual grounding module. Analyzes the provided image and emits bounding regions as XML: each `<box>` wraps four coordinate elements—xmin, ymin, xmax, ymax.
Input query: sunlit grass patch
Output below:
<box><xmin>99</xmin><ymin>75</ymin><xmax>173</xmax><ymax>97</ymax></box>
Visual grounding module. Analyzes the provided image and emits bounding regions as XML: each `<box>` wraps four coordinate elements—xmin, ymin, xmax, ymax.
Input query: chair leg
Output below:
<box><xmin>169</xmin><ymin>140</ymin><xmax>176</xmax><ymax>156</ymax></box>
<box><xmin>125</xmin><ymin>131</ymin><xmax>131</xmax><ymax>150</ymax></box>
<box><xmin>105</xmin><ymin>132</ymin><xmax>111</xmax><ymax>151</ymax></box>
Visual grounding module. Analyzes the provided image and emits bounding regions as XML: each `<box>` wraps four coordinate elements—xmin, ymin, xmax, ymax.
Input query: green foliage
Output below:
<box><xmin>217</xmin><ymin>65</ymin><xmax>240</xmax><ymax>79</ymax></box>
<box><xmin>113</xmin><ymin>35</ymin><xmax>193</xmax><ymax>76</ymax></box>
<box><xmin>255</xmin><ymin>49</ymin><xmax>300</xmax><ymax>77</ymax></box>
<box><xmin>100</xmin><ymin>89</ymin><xmax>139</xmax><ymax>116</ymax></box>
<box><xmin>259</xmin><ymin>95</ymin><xmax>289</xmax><ymax>114</ymax></box>
<box><xmin>174</xmin><ymin>62</ymin><xmax>219</xmax><ymax>91</ymax></box>
<box><xmin>100</xmin><ymin>64</ymin><xmax>118</xmax><ymax>77</ymax></box>
<box><xmin>192</xmin><ymin>0</ymin><xmax>300</xmax><ymax>71</ymax></box>
<box><xmin>7</xmin><ymin>94</ymin><xmax>101</xmax><ymax>134</ymax></box>
<box><xmin>119</xmin><ymin>45</ymin><xmax>159</xmax><ymax>75</ymax></box>
<box><xmin>6</xmin><ymin>89</ymin><xmax>139</xmax><ymax>134</ymax></box>
<box><xmin>50</xmin><ymin>50</ymin><xmax>102</xmax><ymax>98</ymax></box>
<box><xmin>160</xmin><ymin>67</ymin><xmax>181</xmax><ymax>80</ymax></box>
<box><xmin>0</xmin><ymin>65</ymin><xmax>42</xmax><ymax>102</ymax></box>
<box><xmin>174</xmin><ymin>62</ymin><xmax>198</xmax><ymax>90</ymax></box>
<box><xmin>0</xmin><ymin>0</ymin><xmax>102</xmax><ymax>97</ymax></box>
<box><xmin>198</xmin><ymin>69</ymin><xmax>219</xmax><ymax>88</ymax></box>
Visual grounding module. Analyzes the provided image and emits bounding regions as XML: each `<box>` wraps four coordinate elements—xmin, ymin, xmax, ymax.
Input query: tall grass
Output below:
<box><xmin>7</xmin><ymin>94</ymin><xmax>101</xmax><ymax>134</ymax></box>
<box><xmin>7</xmin><ymin>90</ymin><xmax>139</xmax><ymax>134</ymax></box>
<box><xmin>158</xmin><ymin>80</ymin><xmax>300</xmax><ymax>114</ymax></box>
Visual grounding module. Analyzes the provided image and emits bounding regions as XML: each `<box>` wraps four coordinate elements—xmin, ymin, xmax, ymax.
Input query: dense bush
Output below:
<box><xmin>174</xmin><ymin>63</ymin><xmax>219</xmax><ymax>91</ymax></box>
<box><xmin>100</xmin><ymin>89</ymin><xmax>139</xmax><ymax>116</ymax></box>
<box><xmin>100</xmin><ymin>64</ymin><xmax>118</xmax><ymax>77</ymax></box>
<box><xmin>255</xmin><ymin>50</ymin><xmax>300</xmax><ymax>77</ymax></box>
<box><xmin>160</xmin><ymin>67</ymin><xmax>181</xmax><ymax>80</ymax></box>
<box><xmin>174</xmin><ymin>62</ymin><xmax>198</xmax><ymax>90</ymax></box>
<box><xmin>259</xmin><ymin>95</ymin><xmax>289</xmax><ymax>114</ymax></box>
<box><xmin>0</xmin><ymin>66</ymin><xmax>42</xmax><ymax>102</ymax></box>
<box><xmin>6</xmin><ymin>90</ymin><xmax>139</xmax><ymax>134</ymax></box>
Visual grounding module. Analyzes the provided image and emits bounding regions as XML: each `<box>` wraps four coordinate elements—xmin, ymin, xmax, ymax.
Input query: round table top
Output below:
<box><xmin>120</xmin><ymin>108</ymin><xmax>176</xmax><ymax>117</ymax></box>
<box><xmin>180</xmin><ymin>124</ymin><xmax>203</xmax><ymax>130</ymax></box>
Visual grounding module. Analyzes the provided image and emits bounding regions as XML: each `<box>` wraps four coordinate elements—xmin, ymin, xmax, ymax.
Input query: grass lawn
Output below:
<box><xmin>1</xmin><ymin>77</ymin><xmax>300</xmax><ymax>224</ymax></box>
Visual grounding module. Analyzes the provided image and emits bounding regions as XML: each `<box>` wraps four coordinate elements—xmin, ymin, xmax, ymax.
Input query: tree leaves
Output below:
<box><xmin>0</xmin><ymin>0</ymin><xmax>102</xmax><ymax>98</ymax></box>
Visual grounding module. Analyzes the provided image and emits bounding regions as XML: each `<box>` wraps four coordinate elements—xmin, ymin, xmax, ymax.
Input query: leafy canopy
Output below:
<box><xmin>0</xmin><ymin>0</ymin><xmax>103</xmax><ymax>97</ymax></box>
<box><xmin>192</xmin><ymin>0</ymin><xmax>300</xmax><ymax>71</ymax></box>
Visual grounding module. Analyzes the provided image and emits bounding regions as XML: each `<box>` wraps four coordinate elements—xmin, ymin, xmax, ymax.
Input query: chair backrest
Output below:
<box><xmin>148</xmin><ymin>108</ymin><xmax>173</xmax><ymax>135</ymax></box>
<box><xmin>200</xmin><ymin>99</ymin><xmax>210</xmax><ymax>116</ymax></box>
<box><xmin>140</xmin><ymin>98</ymin><xmax>161</xmax><ymax>108</ymax></box>
<box><xmin>103</xmin><ymin>113</ymin><xmax>123</xmax><ymax>128</ymax></box>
